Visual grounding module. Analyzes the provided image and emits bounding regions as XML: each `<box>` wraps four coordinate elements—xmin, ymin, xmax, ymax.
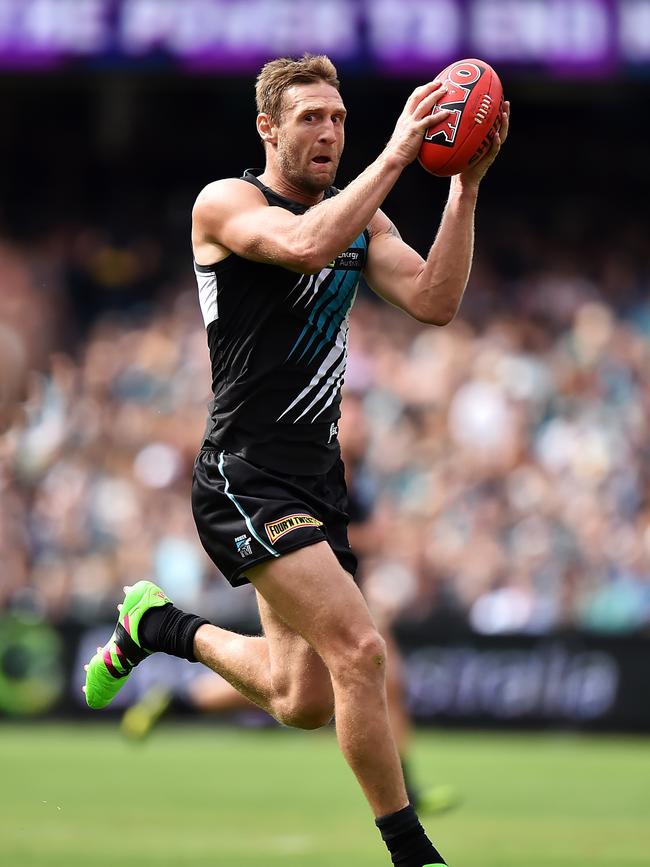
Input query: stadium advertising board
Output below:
<box><xmin>0</xmin><ymin>0</ymin><xmax>649</xmax><ymax>73</ymax></box>
<box><xmin>396</xmin><ymin>632</ymin><xmax>650</xmax><ymax>730</ymax></box>
<box><xmin>1</xmin><ymin>617</ymin><xmax>649</xmax><ymax>730</ymax></box>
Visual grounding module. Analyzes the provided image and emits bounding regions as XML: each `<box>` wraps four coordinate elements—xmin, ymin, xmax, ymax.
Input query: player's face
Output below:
<box><xmin>276</xmin><ymin>82</ymin><xmax>346</xmax><ymax>194</ymax></box>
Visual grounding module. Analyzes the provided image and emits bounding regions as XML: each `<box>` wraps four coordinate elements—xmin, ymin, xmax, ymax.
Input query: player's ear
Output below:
<box><xmin>257</xmin><ymin>113</ymin><xmax>278</xmax><ymax>145</ymax></box>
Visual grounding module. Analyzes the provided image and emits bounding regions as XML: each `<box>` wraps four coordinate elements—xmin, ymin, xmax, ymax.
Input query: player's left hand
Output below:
<box><xmin>458</xmin><ymin>100</ymin><xmax>510</xmax><ymax>188</ymax></box>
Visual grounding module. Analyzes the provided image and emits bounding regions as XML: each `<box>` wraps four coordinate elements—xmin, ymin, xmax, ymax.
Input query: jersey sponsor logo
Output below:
<box><xmin>234</xmin><ymin>534</ymin><xmax>253</xmax><ymax>558</ymax></box>
<box><xmin>327</xmin><ymin>248</ymin><xmax>364</xmax><ymax>270</ymax></box>
<box><xmin>264</xmin><ymin>513</ymin><xmax>323</xmax><ymax>544</ymax></box>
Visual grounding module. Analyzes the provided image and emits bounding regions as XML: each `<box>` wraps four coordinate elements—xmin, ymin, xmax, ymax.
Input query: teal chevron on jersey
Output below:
<box><xmin>287</xmin><ymin>271</ymin><xmax>345</xmax><ymax>360</ymax></box>
<box><xmin>308</xmin><ymin>271</ymin><xmax>360</xmax><ymax>360</ymax></box>
<box><xmin>296</xmin><ymin>277</ymin><xmax>356</xmax><ymax>363</ymax></box>
<box><xmin>288</xmin><ymin>232</ymin><xmax>367</xmax><ymax>363</ymax></box>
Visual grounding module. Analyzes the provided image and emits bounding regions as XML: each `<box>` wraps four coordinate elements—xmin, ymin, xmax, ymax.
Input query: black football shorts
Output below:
<box><xmin>192</xmin><ymin>449</ymin><xmax>358</xmax><ymax>587</ymax></box>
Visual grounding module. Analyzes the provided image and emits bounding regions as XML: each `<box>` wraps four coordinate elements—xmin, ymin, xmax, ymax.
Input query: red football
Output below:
<box><xmin>418</xmin><ymin>58</ymin><xmax>504</xmax><ymax>177</ymax></box>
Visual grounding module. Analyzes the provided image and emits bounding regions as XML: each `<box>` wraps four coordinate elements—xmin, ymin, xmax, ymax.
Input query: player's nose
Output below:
<box><xmin>318</xmin><ymin>121</ymin><xmax>337</xmax><ymax>143</ymax></box>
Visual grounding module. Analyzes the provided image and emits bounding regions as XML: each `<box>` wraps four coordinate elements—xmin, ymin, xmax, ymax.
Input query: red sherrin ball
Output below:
<box><xmin>418</xmin><ymin>58</ymin><xmax>504</xmax><ymax>177</ymax></box>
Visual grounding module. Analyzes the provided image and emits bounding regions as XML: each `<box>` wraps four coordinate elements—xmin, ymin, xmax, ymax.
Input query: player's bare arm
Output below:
<box><xmin>364</xmin><ymin>102</ymin><xmax>510</xmax><ymax>325</ymax></box>
<box><xmin>192</xmin><ymin>81</ymin><xmax>452</xmax><ymax>274</ymax></box>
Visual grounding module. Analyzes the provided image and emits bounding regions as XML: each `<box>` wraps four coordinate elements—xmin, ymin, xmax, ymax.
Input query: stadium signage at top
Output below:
<box><xmin>0</xmin><ymin>0</ymin><xmax>649</xmax><ymax>71</ymax></box>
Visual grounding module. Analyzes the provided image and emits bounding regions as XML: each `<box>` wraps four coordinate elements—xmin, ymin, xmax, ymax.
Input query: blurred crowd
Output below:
<box><xmin>1</xmin><ymin>221</ymin><xmax>650</xmax><ymax>635</ymax></box>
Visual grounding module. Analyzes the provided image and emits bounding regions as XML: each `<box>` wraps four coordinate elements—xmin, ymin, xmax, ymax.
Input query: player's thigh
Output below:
<box><xmin>256</xmin><ymin>592</ymin><xmax>333</xmax><ymax>707</ymax></box>
<box><xmin>248</xmin><ymin>541</ymin><xmax>384</xmax><ymax>674</ymax></box>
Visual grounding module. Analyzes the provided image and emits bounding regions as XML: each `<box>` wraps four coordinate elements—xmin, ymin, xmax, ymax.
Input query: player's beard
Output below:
<box><xmin>277</xmin><ymin>139</ymin><xmax>338</xmax><ymax>195</ymax></box>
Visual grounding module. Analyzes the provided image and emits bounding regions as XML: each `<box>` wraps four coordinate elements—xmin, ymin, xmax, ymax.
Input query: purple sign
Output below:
<box><xmin>0</xmin><ymin>0</ymin><xmax>648</xmax><ymax>73</ymax></box>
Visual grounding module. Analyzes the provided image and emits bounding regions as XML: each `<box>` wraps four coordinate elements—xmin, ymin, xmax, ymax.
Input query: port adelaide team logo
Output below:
<box><xmin>265</xmin><ymin>513</ymin><xmax>323</xmax><ymax>544</ymax></box>
<box><xmin>234</xmin><ymin>534</ymin><xmax>253</xmax><ymax>558</ymax></box>
<box><xmin>424</xmin><ymin>61</ymin><xmax>485</xmax><ymax>149</ymax></box>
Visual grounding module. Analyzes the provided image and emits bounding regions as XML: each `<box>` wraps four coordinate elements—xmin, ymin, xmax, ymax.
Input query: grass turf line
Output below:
<box><xmin>1</xmin><ymin>724</ymin><xmax>649</xmax><ymax>866</ymax></box>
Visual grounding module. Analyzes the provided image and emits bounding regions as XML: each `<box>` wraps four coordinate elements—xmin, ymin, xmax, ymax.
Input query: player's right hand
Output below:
<box><xmin>457</xmin><ymin>100</ymin><xmax>511</xmax><ymax>189</ymax></box>
<box><xmin>385</xmin><ymin>81</ymin><xmax>451</xmax><ymax>168</ymax></box>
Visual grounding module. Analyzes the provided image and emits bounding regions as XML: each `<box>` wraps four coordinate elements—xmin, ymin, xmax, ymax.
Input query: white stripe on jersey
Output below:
<box><xmin>297</xmin><ymin>345</ymin><xmax>348</xmax><ymax>422</ymax></box>
<box><xmin>311</xmin><ymin>310</ymin><xmax>356</xmax><ymax>420</ymax></box>
<box><xmin>276</xmin><ymin>316</ymin><xmax>348</xmax><ymax>422</ymax></box>
<box><xmin>293</xmin><ymin>267</ymin><xmax>330</xmax><ymax>308</ymax></box>
<box><xmin>194</xmin><ymin>263</ymin><xmax>218</xmax><ymax>327</ymax></box>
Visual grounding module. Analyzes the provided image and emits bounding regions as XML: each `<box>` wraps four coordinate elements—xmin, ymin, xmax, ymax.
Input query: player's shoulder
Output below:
<box><xmin>192</xmin><ymin>177</ymin><xmax>268</xmax><ymax>219</ymax></box>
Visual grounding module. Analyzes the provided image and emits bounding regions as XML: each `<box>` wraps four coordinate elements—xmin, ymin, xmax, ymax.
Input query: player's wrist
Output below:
<box><xmin>378</xmin><ymin>146</ymin><xmax>408</xmax><ymax>174</ymax></box>
<box><xmin>450</xmin><ymin>175</ymin><xmax>480</xmax><ymax>199</ymax></box>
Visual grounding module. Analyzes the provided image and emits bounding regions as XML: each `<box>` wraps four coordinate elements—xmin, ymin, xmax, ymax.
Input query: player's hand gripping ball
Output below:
<box><xmin>419</xmin><ymin>58</ymin><xmax>504</xmax><ymax>177</ymax></box>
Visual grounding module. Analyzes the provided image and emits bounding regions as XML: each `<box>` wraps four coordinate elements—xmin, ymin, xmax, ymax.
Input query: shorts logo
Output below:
<box><xmin>234</xmin><ymin>534</ymin><xmax>253</xmax><ymax>558</ymax></box>
<box><xmin>265</xmin><ymin>513</ymin><xmax>323</xmax><ymax>544</ymax></box>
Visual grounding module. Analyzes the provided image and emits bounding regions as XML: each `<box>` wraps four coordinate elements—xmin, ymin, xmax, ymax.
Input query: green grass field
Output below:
<box><xmin>1</xmin><ymin>723</ymin><xmax>649</xmax><ymax>866</ymax></box>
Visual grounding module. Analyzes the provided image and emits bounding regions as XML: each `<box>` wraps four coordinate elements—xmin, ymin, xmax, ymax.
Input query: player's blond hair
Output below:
<box><xmin>255</xmin><ymin>54</ymin><xmax>340</xmax><ymax>123</ymax></box>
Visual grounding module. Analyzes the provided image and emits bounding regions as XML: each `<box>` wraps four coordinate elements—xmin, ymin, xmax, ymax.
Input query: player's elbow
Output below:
<box><xmin>299</xmin><ymin>254</ymin><xmax>328</xmax><ymax>275</ymax></box>
<box><xmin>288</xmin><ymin>228</ymin><xmax>334</xmax><ymax>274</ymax></box>
<box><xmin>412</xmin><ymin>302</ymin><xmax>457</xmax><ymax>327</ymax></box>
<box><xmin>420</xmin><ymin>310</ymin><xmax>457</xmax><ymax>327</ymax></box>
<box><xmin>285</xmin><ymin>241</ymin><xmax>326</xmax><ymax>275</ymax></box>
<box><xmin>410</xmin><ymin>280</ymin><xmax>463</xmax><ymax>326</ymax></box>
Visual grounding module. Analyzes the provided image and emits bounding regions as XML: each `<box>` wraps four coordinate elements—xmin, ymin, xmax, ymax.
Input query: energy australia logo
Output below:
<box><xmin>234</xmin><ymin>534</ymin><xmax>253</xmax><ymax>558</ymax></box>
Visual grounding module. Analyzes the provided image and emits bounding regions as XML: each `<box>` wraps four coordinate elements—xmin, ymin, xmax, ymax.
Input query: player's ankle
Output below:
<box><xmin>139</xmin><ymin>604</ymin><xmax>210</xmax><ymax>661</ymax></box>
<box><xmin>375</xmin><ymin>803</ymin><xmax>447</xmax><ymax>866</ymax></box>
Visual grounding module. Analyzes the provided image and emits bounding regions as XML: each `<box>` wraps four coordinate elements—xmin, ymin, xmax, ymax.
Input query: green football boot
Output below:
<box><xmin>84</xmin><ymin>580</ymin><xmax>171</xmax><ymax>709</ymax></box>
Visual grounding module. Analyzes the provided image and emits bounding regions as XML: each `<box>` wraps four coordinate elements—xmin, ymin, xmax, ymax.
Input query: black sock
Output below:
<box><xmin>139</xmin><ymin>604</ymin><xmax>209</xmax><ymax>662</ymax></box>
<box><xmin>376</xmin><ymin>804</ymin><xmax>447</xmax><ymax>866</ymax></box>
<box><xmin>401</xmin><ymin>758</ymin><xmax>421</xmax><ymax>811</ymax></box>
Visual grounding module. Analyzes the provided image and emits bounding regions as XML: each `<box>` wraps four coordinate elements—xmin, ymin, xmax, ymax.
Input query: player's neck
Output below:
<box><xmin>258</xmin><ymin>167</ymin><xmax>326</xmax><ymax>208</ymax></box>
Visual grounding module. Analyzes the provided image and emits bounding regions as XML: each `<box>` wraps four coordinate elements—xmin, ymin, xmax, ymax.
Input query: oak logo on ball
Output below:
<box><xmin>424</xmin><ymin>109</ymin><xmax>463</xmax><ymax>148</ymax></box>
<box><xmin>424</xmin><ymin>61</ymin><xmax>484</xmax><ymax>149</ymax></box>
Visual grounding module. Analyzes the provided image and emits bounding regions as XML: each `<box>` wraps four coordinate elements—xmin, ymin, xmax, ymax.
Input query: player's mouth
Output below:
<box><xmin>311</xmin><ymin>155</ymin><xmax>332</xmax><ymax>166</ymax></box>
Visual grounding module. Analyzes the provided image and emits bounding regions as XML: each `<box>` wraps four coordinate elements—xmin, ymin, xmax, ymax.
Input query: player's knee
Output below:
<box><xmin>332</xmin><ymin>629</ymin><xmax>387</xmax><ymax>683</ymax></box>
<box><xmin>355</xmin><ymin>629</ymin><xmax>388</xmax><ymax>671</ymax></box>
<box><xmin>290</xmin><ymin>701</ymin><xmax>334</xmax><ymax>730</ymax></box>
<box><xmin>276</xmin><ymin>693</ymin><xmax>334</xmax><ymax>730</ymax></box>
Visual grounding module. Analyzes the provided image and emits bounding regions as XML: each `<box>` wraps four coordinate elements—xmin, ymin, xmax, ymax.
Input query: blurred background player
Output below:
<box><xmin>122</xmin><ymin>390</ymin><xmax>458</xmax><ymax>815</ymax></box>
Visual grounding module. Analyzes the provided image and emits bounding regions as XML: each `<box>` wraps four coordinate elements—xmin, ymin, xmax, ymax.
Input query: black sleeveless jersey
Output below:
<box><xmin>194</xmin><ymin>169</ymin><xmax>369</xmax><ymax>475</ymax></box>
